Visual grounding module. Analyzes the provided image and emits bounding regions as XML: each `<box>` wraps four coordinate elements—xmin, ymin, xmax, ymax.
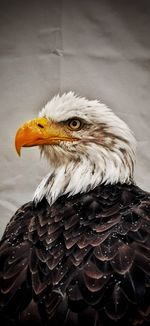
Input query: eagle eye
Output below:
<box><xmin>67</xmin><ymin>118</ymin><xmax>82</xmax><ymax>131</ymax></box>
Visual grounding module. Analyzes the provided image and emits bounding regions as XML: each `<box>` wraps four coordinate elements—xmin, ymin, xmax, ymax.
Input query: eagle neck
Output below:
<box><xmin>33</xmin><ymin>148</ymin><xmax>134</xmax><ymax>206</ymax></box>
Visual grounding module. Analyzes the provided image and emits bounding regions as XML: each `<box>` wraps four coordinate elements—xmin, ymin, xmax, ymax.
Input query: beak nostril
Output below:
<box><xmin>37</xmin><ymin>123</ymin><xmax>44</xmax><ymax>129</ymax></box>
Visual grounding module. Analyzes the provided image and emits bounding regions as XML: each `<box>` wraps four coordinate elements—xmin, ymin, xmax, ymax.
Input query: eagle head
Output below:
<box><xmin>15</xmin><ymin>92</ymin><xmax>136</xmax><ymax>205</ymax></box>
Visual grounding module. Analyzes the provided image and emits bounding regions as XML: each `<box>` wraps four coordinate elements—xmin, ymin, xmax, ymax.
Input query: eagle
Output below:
<box><xmin>0</xmin><ymin>92</ymin><xmax>150</xmax><ymax>326</ymax></box>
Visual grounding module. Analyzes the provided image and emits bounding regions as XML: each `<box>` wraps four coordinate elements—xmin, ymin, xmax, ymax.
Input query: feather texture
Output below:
<box><xmin>0</xmin><ymin>183</ymin><xmax>150</xmax><ymax>325</ymax></box>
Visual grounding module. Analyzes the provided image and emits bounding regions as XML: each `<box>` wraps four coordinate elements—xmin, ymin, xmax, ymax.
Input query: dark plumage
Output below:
<box><xmin>1</xmin><ymin>183</ymin><xmax>150</xmax><ymax>325</ymax></box>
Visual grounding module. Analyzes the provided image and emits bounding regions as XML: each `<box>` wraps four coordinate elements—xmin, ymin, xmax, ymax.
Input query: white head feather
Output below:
<box><xmin>33</xmin><ymin>92</ymin><xmax>136</xmax><ymax>205</ymax></box>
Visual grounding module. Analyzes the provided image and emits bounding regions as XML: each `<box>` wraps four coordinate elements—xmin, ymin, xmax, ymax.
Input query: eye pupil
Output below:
<box><xmin>68</xmin><ymin>118</ymin><xmax>81</xmax><ymax>130</ymax></box>
<box><xmin>72</xmin><ymin>120</ymin><xmax>78</xmax><ymax>126</ymax></box>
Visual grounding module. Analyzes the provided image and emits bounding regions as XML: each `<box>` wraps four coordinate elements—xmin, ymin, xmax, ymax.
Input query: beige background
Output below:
<box><xmin>0</xmin><ymin>0</ymin><xmax>150</xmax><ymax>237</ymax></box>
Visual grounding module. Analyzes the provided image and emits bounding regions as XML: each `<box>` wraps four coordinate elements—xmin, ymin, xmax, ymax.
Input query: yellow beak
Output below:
<box><xmin>15</xmin><ymin>117</ymin><xmax>78</xmax><ymax>156</ymax></box>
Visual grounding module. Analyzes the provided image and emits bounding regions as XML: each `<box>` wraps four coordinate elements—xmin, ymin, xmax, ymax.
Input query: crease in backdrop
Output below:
<box><xmin>0</xmin><ymin>0</ymin><xmax>150</xmax><ymax>237</ymax></box>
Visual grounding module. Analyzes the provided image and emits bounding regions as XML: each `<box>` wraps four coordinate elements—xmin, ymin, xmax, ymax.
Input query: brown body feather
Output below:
<box><xmin>0</xmin><ymin>183</ymin><xmax>150</xmax><ymax>325</ymax></box>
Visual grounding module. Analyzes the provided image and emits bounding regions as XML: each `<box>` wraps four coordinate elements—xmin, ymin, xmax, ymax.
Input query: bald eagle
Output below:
<box><xmin>0</xmin><ymin>92</ymin><xmax>150</xmax><ymax>326</ymax></box>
